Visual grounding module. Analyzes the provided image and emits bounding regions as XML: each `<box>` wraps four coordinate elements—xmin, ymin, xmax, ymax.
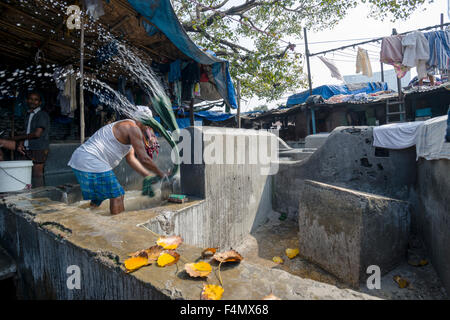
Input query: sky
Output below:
<box><xmin>238</xmin><ymin>0</ymin><xmax>450</xmax><ymax>112</ymax></box>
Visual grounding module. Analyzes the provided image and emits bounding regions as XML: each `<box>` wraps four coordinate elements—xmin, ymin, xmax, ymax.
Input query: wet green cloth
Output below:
<box><xmin>142</xmin><ymin>175</ymin><xmax>162</xmax><ymax>197</ymax></box>
<box><xmin>140</xmin><ymin>94</ymin><xmax>180</xmax><ymax>197</ymax></box>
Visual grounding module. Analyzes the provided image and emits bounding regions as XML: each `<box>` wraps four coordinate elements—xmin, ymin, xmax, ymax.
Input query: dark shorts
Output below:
<box><xmin>72</xmin><ymin>168</ymin><xmax>125</xmax><ymax>206</ymax></box>
<box><xmin>18</xmin><ymin>149</ymin><xmax>49</xmax><ymax>164</ymax></box>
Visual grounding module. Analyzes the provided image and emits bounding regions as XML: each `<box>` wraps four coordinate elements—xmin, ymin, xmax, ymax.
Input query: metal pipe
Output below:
<box><xmin>304</xmin><ymin>28</ymin><xmax>313</xmax><ymax>95</ymax></box>
<box><xmin>311</xmin><ymin>108</ymin><xmax>316</xmax><ymax>134</ymax></box>
<box><xmin>237</xmin><ymin>80</ymin><xmax>241</xmax><ymax>128</ymax></box>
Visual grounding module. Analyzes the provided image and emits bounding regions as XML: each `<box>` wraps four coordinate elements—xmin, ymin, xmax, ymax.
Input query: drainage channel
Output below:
<box><xmin>0</xmin><ymin>245</ymin><xmax>17</xmax><ymax>300</ymax></box>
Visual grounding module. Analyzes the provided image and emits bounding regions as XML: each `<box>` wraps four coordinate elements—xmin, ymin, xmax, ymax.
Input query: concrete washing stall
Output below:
<box><xmin>0</xmin><ymin>127</ymin><xmax>376</xmax><ymax>299</ymax></box>
<box><xmin>0</xmin><ymin>124</ymin><xmax>448</xmax><ymax>298</ymax></box>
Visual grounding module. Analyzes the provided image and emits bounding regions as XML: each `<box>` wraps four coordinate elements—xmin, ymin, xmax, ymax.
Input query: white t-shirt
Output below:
<box><xmin>68</xmin><ymin>120</ymin><xmax>133</xmax><ymax>173</ymax></box>
<box><xmin>24</xmin><ymin>107</ymin><xmax>41</xmax><ymax>148</ymax></box>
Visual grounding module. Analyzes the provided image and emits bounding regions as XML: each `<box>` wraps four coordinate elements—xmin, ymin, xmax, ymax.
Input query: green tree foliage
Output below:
<box><xmin>172</xmin><ymin>0</ymin><xmax>432</xmax><ymax>101</ymax></box>
<box><xmin>252</xmin><ymin>104</ymin><xmax>268</xmax><ymax>112</ymax></box>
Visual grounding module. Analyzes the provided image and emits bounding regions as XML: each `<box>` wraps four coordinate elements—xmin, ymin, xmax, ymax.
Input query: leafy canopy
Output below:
<box><xmin>173</xmin><ymin>0</ymin><xmax>432</xmax><ymax>101</ymax></box>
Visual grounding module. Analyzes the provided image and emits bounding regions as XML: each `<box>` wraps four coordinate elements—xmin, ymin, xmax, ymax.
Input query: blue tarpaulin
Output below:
<box><xmin>154</xmin><ymin>110</ymin><xmax>234</xmax><ymax>129</ymax></box>
<box><xmin>154</xmin><ymin>116</ymin><xmax>201</xmax><ymax>129</ymax></box>
<box><xmin>163</xmin><ymin>110</ymin><xmax>236</xmax><ymax>122</ymax></box>
<box><xmin>126</xmin><ymin>0</ymin><xmax>238</xmax><ymax>109</ymax></box>
<box><xmin>286</xmin><ymin>82</ymin><xmax>389</xmax><ymax>107</ymax></box>
<box><xmin>195</xmin><ymin>110</ymin><xmax>236</xmax><ymax>122</ymax></box>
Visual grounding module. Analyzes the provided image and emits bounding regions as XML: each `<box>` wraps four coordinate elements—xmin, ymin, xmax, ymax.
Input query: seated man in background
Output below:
<box><xmin>68</xmin><ymin>106</ymin><xmax>166</xmax><ymax>215</ymax></box>
<box><xmin>0</xmin><ymin>91</ymin><xmax>50</xmax><ymax>188</ymax></box>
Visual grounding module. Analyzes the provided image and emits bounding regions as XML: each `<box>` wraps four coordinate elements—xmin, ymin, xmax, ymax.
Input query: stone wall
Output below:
<box><xmin>414</xmin><ymin>158</ymin><xmax>450</xmax><ymax>294</ymax></box>
<box><xmin>274</xmin><ymin>126</ymin><xmax>417</xmax><ymax>218</ymax></box>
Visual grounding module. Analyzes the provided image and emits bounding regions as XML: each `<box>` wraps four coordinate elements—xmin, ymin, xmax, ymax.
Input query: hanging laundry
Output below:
<box><xmin>83</xmin><ymin>0</ymin><xmax>105</xmax><ymax>20</ymax></box>
<box><xmin>118</xmin><ymin>76</ymin><xmax>126</xmax><ymax>94</ymax></box>
<box><xmin>125</xmin><ymin>88</ymin><xmax>135</xmax><ymax>105</ymax></box>
<box><xmin>424</xmin><ymin>30</ymin><xmax>450</xmax><ymax>73</ymax></box>
<box><xmin>52</xmin><ymin>67</ymin><xmax>66</xmax><ymax>91</ymax></box>
<box><xmin>14</xmin><ymin>89</ymin><xmax>28</xmax><ymax>118</ymax></box>
<box><xmin>318</xmin><ymin>56</ymin><xmax>344</xmax><ymax>81</ymax></box>
<box><xmin>173</xmin><ymin>81</ymin><xmax>182</xmax><ymax>106</ymax></box>
<box><xmin>393</xmin><ymin>63</ymin><xmax>410</xmax><ymax>79</ymax></box>
<box><xmin>168</xmin><ymin>60</ymin><xmax>182</xmax><ymax>83</ymax></box>
<box><xmin>199</xmin><ymin>82</ymin><xmax>222</xmax><ymax>101</ymax></box>
<box><xmin>193</xmin><ymin>83</ymin><xmax>201</xmax><ymax>97</ymax></box>
<box><xmin>58</xmin><ymin>91</ymin><xmax>71</xmax><ymax>116</ymax></box>
<box><xmin>402</xmin><ymin>31</ymin><xmax>430</xmax><ymax>80</ymax></box>
<box><xmin>380</xmin><ymin>35</ymin><xmax>404</xmax><ymax>65</ymax></box>
<box><xmin>181</xmin><ymin>62</ymin><xmax>200</xmax><ymax>101</ymax></box>
<box><xmin>356</xmin><ymin>47</ymin><xmax>373</xmax><ymax>77</ymax></box>
<box><xmin>200</xmin><ymin>66</ymin><xmax>210</xmax><ymax>82</ymax></box>
<box><xmin>62</xmin><ymin>72</ymin><xmax>77</xmax><ymax>117</ymax></box>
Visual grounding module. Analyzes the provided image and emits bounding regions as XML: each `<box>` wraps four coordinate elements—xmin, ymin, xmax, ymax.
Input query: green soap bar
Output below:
<box><xmin>169</xmin><ymin>194</ymin><xmax>186</xmax><ymax>200</ymax></box>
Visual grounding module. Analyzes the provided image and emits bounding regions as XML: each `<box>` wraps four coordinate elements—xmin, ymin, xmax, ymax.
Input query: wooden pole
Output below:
<box><xmin>189</xmin><ymin>98</ymin><xmax>194</xmax><ymax>126</ymax></box>
<box><xmin>237</xmin><ymin>80</ymin><xmax>241</xmax><ymax>128</ymax></box>
<box><xmin>11</xmin><ymin>98</ymin><xmax>15</xmax><ymax>160</ymax></box>
<box><xmin>79</xmin><ymin>10</ymin><xmax>85</xmax><ymax>143</ymax></box>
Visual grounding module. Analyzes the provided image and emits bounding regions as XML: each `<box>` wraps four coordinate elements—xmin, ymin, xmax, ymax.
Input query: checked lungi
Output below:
<box><xmin>72</xmin><ymin>168</ymin><xmax>125</xmax><ymax>206</ymax></box>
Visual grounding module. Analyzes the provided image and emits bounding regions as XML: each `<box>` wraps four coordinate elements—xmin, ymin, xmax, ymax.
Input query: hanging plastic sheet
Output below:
<box><xmin>127</xmin><ymin>0</ymin><xmax>238</xmax><ymax>109</ymax></box>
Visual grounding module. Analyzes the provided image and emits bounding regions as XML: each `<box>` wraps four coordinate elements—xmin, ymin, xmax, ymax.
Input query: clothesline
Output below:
<box><xmin>309</xmin><ymin>22</ymin><xmax>450</xmax><ymax>57</ymax></box>
<box><xmin>314</xmin><ymin>24</ymin><xmax>450</xmax><ymax>83</ymax></box>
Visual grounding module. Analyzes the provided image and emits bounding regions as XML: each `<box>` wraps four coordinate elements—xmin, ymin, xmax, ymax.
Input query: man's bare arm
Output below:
<box><xmin>125</xmin><ymin>147</ymin><xmax>152</xmax><ymax>177</ymax></box>
<box><xmin>128</xmin><ymin>126</ymin><xmax>165</xmax><ymax>178</ymax></box>
<box><xmin>13</xmin><ymin>128</ymin><xmax>44</xmax><ymax>141</ymax></box>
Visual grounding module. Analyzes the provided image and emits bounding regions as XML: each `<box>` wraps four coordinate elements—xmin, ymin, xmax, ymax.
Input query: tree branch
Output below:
<box><xmin>182</xmin><ymin>0</ymin><xmax>280</xmax><ymax>32</ymax></box>
<box><xmin>200</xmin><ymin>0</ymin><xmax>230</xmax><ymax>12</ymax></box>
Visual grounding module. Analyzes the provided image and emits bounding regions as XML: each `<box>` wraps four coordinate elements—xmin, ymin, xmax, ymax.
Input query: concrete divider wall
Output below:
<box><xmin>0</xmin><ymin>205</ymin><xmax>168</xmax><ymax>299</ymax></box>
<box><xmin>274</xmin><ymin>126</ymin><xmax>417</xmax><ymax>217</ymax></box>
<box><xmin>298</xmin><ymin>180</ymin><xmax>410</xmax><ymax>288</ymax></box>
<box><xmin>414</xmin><ymin>159</ymin><xmax>450</xmax><ymax>294</ymax></box>
<box><xmin>150</xmin><ymin>127</ymin><xmax>275</xmax><ymax>249</ymax></box>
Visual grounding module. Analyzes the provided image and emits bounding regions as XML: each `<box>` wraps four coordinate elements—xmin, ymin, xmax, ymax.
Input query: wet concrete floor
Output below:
<box><xmin>236</xmin><ymin>213</ymin><xmax>448</xmax><ymax>300</ymax></box>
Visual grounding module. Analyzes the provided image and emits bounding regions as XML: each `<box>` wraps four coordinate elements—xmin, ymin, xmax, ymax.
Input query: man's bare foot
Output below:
<box><xmin>89</xmin><ymin>201</ymin><xmax>99</xmax><ymax>208</ymax></box>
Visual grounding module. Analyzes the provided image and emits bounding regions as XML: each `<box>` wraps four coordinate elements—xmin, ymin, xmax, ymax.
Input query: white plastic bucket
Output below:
<box><xmin>0</xmin><ymin>160</ymin><xmax>33</xmax><ymax>192</ymax></box>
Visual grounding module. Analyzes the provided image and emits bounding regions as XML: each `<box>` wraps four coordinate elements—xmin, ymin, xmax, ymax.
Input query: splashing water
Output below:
<box><xmin>0</xmin><ymin>0</ymin><xmax>181</xmax><ymax>182</ymax></box>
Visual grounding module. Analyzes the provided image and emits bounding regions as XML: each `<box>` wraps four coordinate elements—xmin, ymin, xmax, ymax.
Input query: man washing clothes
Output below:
<box><xmin>0</xmin><ymin>91</ymin><xmax>50</xmax><ymax>188</ymax></box>
<box><xmin>68</xmin><ymin>106</ymin><xmax>167</xmax><ymax>215</ymax></box>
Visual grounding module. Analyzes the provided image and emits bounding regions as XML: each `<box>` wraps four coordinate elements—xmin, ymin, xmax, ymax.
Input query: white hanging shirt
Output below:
<box><xmin>402</xmin><ymin>31</ymin><xmax>430</xmax><ymax>79</ymax></box>
<box><xmin>356</xmin><ymin>47</ymin><xmax>373</xmax><ymax>78</ymax></box>
<box><xmin>318</xmin><ymin>56</ymin><xmax>344</xmax><ymax>81</ymax></box>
